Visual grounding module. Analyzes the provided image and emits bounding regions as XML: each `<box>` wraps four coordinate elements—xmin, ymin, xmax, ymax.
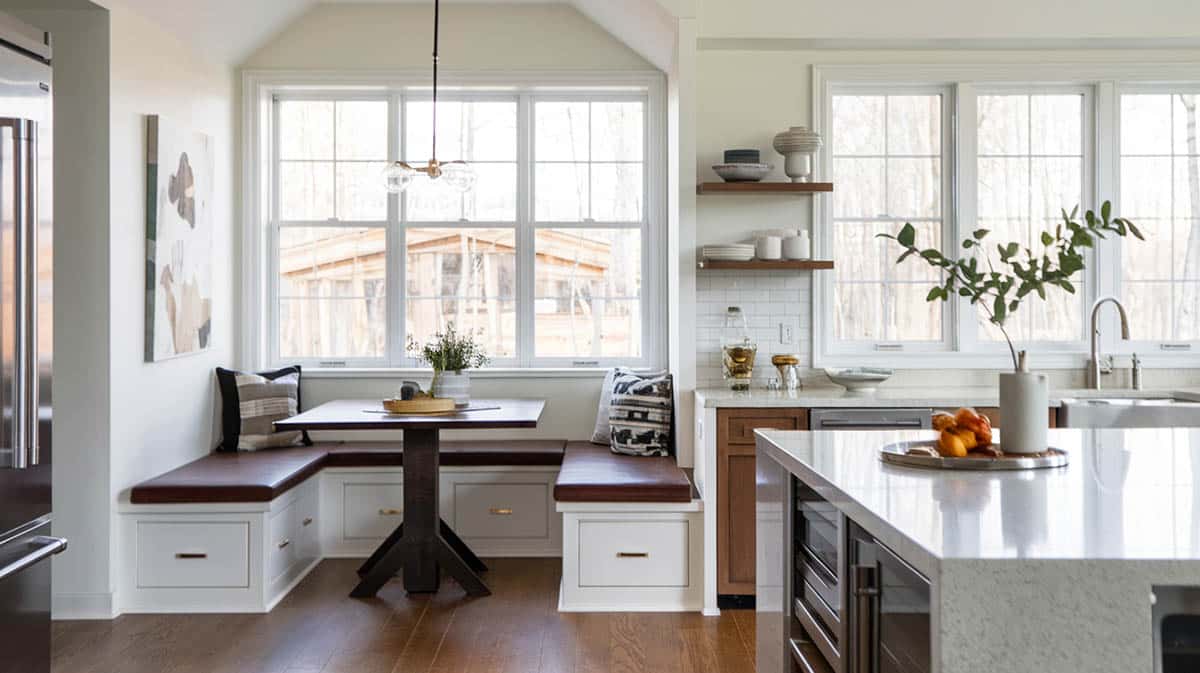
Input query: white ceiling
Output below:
<box><xmin>102</xmin><ymin>0</ymin><xmax>678</xmax><ymax>68</ymax></box>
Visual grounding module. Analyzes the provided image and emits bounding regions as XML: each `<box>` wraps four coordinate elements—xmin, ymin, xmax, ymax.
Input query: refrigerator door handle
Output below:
<box><xmin>5</xmin><ymin>119</ymin><xmax>31</xmax><ymax>470</ymax></box>
<box><xmin>22</xmin><ymin>121</ymin><xmax>36</xmax><ymax>467</ymax></box>
<box><xmin>0</xmin><ymin>535</ymin><xmax>66</xmax><ymax>582</ymax></box>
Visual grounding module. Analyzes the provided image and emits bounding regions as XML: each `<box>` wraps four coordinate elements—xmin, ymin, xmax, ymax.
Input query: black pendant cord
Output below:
<box><xmin>431</xmin><ymin>0</ymin><xmax>440</xmax><ymax>163</ymax></box>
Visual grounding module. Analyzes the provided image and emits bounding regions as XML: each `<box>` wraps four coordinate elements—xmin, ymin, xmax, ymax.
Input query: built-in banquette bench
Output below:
<box><xmin>552</xmin><ymin>442</ymin><xmax>702</xmax><ymax>612</ymax></box>
<box><xmin>119</xmin><ymin>439</ymin><xmax>701</xmax><ymax>615</ymax></box>
<box><xmin>120</xmin><ymin>440</ymin><xmax>567</xmax><ymax>613</ymax></box>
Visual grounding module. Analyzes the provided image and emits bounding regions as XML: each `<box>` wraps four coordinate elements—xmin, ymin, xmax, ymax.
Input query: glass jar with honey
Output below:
<box><xmin>721</xmin><ymin>306</ymin><xmax>757</xmax><ymax>391</ymax></box>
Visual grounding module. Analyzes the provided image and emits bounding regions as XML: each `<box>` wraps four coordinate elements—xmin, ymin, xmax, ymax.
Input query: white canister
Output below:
<box><xmin>756</xmin><ymin>236</ymin><xmax>783</xmax><ymax>260</ymax></box>
<box><xmin>998</xmin><ymin>352</ymin><xmax>1048</xmax><ymax>454</ymax></box>
<box><xmin>432</xmin><ymin>370</ymin><xmax>471</xmax><ymax>407</ymax></box>
<box><xmin>783</xmin><ymin>231</ymin><xmax>811</xmax><ymax>260</ymax></box>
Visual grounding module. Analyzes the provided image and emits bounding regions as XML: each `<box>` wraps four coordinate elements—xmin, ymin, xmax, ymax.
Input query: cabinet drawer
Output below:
<box><xmin>453</xmin><ymin>483</ymin><xmax>548</xmax><ymax>539</ymax></box>
<box><xmin>268</xmin><ymin>500</ymin><xmax>296</xmax><ymax>582</ymax></box>
<box><xmin>720</xmin><ymin>409</ymin><xmax>808</xmax><ymax>445</ymax></box>
<box><xmin>137</xmin><ymin>522</ymin><xmax>249</xmax><ymax>588</ymax></box>
<box><xmin>296</xmin><ymin>484</ymin><xmax>319</xmax><ymax>560</ymax></box>
<box><xmin>578</xmin><ymin>520</ymin><xmax>689</xmax><ymax>587</ymax></box>
<box><xmin>344</xmin><ymin>482</ymin><xmax>404</xmax><ymax>539</ymax></box>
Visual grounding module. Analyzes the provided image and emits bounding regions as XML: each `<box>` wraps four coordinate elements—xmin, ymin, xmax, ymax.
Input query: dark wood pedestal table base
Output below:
<box><xmin>274</xmin><ymin>399</ymin><xmax>545</xmax><ymax>598</ymax></box>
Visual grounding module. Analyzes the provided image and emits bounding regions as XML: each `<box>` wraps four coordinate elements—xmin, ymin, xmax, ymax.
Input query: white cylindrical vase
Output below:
<box><xmin>432</xmin><ymin>370</ymin><xmax>471</xmax><ymax>407</ymax></box>
<box><xmin>998</xmin><ymin>370</ymin><xmax>1048</xmax><ymax>454</ymax></box>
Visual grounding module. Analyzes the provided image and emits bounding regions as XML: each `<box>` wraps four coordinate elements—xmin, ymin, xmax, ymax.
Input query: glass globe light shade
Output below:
<box><xmin>383</xmin><ymin>162</ymin><xmax>418</xmax><ymax>193</ymax></box>
<box><xmin>440</xmin><ymin>162</ymin><xmax>477</xmax><ymax>193</ymax></box>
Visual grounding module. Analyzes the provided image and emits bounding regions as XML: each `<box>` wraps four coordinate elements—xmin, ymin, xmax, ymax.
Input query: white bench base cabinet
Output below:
<box><xmin>556</xmin><ymin>500</ymin><xmax>703</xmax><ymax>613</ymax></box>
<box><xmin>118</xmin><ymin>466</ymin><xmax>561</xmax><ymax>614</ymax></box>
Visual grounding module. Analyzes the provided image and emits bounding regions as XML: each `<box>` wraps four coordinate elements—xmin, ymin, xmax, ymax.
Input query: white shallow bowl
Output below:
<box><xmin>713</xmin><ymin>163</ymin><xmax>772</xmax><ymax>182</ymax></box>
<box><xmin>824</xmin><ymin>367</ymin><xmax>894</xmax><ymax>392</ymax></box>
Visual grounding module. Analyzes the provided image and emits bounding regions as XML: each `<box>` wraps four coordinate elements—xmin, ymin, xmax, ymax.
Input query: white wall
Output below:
<box><xmin>243</xmin><ymin>2</ymin><xmax>660</xmax><ymax>444</ymax></box>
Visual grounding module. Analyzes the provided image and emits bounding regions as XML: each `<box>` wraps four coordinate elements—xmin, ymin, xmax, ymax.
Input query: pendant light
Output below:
<box><xmin>382</xmin><ymin>0</ymin><xmax>476</xmax><ymax>194</ymax></box>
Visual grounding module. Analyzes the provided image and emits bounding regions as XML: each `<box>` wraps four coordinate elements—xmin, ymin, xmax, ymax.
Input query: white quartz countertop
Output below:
<box><xmin>756</xmin><ymin>427</ymin><xmax>1200</xmax><ymax>576</ymax></box>
<box><xmin>697</xmin><ymin>385</ymin><xmax>1198</xmax><ymax>408</ymax></box>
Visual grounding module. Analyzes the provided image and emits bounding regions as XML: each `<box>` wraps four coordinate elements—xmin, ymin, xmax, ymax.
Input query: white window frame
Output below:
<box><xmin>242</xmin><ymin>70</ymin><xmax>668</xmax><ymax>375</ymax></box>
<box><xmin>813</xmin><ymin>62</ymin><xmax>1200</xmax><ymax>369</ymax></box>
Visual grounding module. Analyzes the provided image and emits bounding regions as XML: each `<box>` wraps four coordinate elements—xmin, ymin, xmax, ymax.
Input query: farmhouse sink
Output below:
<box><xmin>1057</xmin><ymin>396</ymin><xmax>1200</xmax><ymax>428</ymax></box>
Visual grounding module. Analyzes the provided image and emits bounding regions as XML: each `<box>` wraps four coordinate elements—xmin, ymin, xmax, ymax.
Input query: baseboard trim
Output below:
<box><xmin>53</xmin><ymin>592</ymin><xmax>117</xmax><ymax>620</ymax></box>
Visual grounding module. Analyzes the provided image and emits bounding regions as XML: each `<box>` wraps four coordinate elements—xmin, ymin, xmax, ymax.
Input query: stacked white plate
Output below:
<box><xmin>702</xmin><ymin>244</ymin><xmax>755</xmax><ymax>262</ymax></box>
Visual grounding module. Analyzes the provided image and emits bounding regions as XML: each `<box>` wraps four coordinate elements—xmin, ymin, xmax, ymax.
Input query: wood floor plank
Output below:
<box><xmin>50</xmin><ymin>559</ymin><xmax>753</xmax><ymax>673</ymax></box>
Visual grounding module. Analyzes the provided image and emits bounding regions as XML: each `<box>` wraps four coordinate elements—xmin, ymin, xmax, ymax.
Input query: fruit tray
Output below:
<box><xmin>880</xmin><ymin>441</ymin><xmax>1068</xmax><ymax>471</ymax></box>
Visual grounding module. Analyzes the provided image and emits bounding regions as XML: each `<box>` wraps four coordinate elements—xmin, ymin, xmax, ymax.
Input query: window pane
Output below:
<box><xmin>1125</xmin><ymin>281</ymin><xmax>1172</xmax><ymax>341</ymax></box>
<box><xmin>405</xmin><ymin>163</ymin><xmax>517</xmax><ymax>222</ymax></box>
<box><xmin>335</xmin><ymin>101</ymin><xmax>388</xmax><ymax>160</ymax></box>
<box><xmin>406</xmin><ymin>228</ymin><xmax>516</xmax><ymax>359</ymax></box>
<box><xmin>406</xmin><ymin>100</ymin><xmax>517</xmax><ymax>162</ymax></box>
<box><xmin>1122</xmin><ymin>95</ymin><xmax>1172</xmax><ymax>155</ymax></box>
<box><xmin>977</xmin><ymin>93</ymin><xmax>1085</xmax><ymax>343</ymax></box>
<box><xmin>832</xmin><ymin>95</ymin><xmax>884</xmax><ymax>155</ymax></box>
<box><xmin>591</xmin><ymin>102</ymin><xmax>643</xmax><ymax>161</ymax></box>
<box><xmin>831</xmin><ymin>92</ymin><xmax>943</xmax><ymax>344</ymax></box>
<box><xmin>535</xmin><ymin>228</ymin><xmax>641</xmax><ymax>358</ymax></box>
<box><xmin>536</xmin><ymin>163</ymin><xmax>588</xmax><ymax>221</ymax></box>
<box><xmin>591</xmin><ymin>163</ymin><xmax>642</xmax><ymax>221</ymax></box>
<box><xmin>280</xmin><ymin>161</ymin><xmax>334</xmax><ymax>221</ymax></box>
<box><xmin>1174</xmin><ymin>94</ymin><xmax>1200</xmax><ymax>156</ymax></box>
<box><xmin>278</xmin><ymin>226</ymin><xmax>386</xmax><ymax>359</ymax></box>
<box><xmin>536</xmin><ymin>102</ymin><xmax>589</xmax><ymax>161</ymax></box>
<box><xmin>279</xmin><ymin>101</ymin><xmax>333</xmax><ymax>160</ymax></box>
<box><xmin>335</xmin><ymin>162</ymin><xmax>388</xmax><ymax>221</ymax></box>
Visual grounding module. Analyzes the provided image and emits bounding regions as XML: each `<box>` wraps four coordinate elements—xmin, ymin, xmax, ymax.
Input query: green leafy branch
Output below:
<box><xmin>877</xmin><ymin>201</ymin><xmax>1143</xmax><ymax>371</ymax></box>
<box><xmin>408</xmin><ymin>322</ymin><xmax>490</xmax><ymax>373</ymax></box>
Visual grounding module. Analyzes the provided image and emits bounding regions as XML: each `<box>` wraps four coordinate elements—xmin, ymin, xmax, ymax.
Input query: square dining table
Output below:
<box><xmin>274</xmin><ymin>398</ymin><xmax>545</xmax><ymax>598</ymax></box>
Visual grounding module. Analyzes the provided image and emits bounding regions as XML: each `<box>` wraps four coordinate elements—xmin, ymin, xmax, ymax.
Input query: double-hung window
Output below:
<box><xmin>259</xmin><ymin>77</ymin><xmax>663</xmax><ymax>371</ymax></box>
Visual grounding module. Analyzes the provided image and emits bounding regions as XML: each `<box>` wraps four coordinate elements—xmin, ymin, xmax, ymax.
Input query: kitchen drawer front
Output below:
<box><xmin>453</xmin><ymin>482</ymin><xmax>548</xmax><ymax>539</ymax></box>
<box><xmin>578</xmin><ymin>520</ymin><xmax>689</xmax><ymax>588</ymax></box>
<box><xmin>268</xmin><ymin>500</ymin><xmax>297</xmax><ymax>583</ymax></box>
<box><xmin>296</xmin><ymin>482</ymin><xmax>319</xmax><ymax>560</ymax></box>
<box><xmin>137</xmin><ymin>521</ymin><xmax>250</xmax><ymax>588</ymax></box>
<box><xmin>719</xmin><ymin>409</ymin><xmax>809</xmax><ymax>446</ymax></box>
<box><xmin>344</xmin><ymin>482</ymin><xmax>404</xmax><ymax>539</ymax></box>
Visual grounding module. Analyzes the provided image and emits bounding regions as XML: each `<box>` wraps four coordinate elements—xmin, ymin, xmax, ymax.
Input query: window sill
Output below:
<box><xmin>817</xmin><ymin>350</ymin><xmax>1200</xmax><ymax>370</ymax></box>
<box><xmin>299</xmin><ymin>367</ymin><xmax>615</xmax><ymax>380</ymax></box>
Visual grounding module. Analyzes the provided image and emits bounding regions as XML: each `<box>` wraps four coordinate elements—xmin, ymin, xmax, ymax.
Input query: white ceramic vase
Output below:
<box><xmin>998</xmin><ymin>356</ymin><xmax>1048</xmax><ymax>454</ymax></box>
<box><xmin>772</xmin><ymin>126</ymin><xmax>823</xmax><ymax>183</ymax></box>
<box><xmin>432</xmin><ymin>370</ymin><xmax>471</xmax><ymax>407</ymax></box>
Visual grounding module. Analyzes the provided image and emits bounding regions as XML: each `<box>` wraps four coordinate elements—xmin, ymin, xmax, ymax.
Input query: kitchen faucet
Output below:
<box><xmin>1088</xmin><ymin>296</ymin><xmax>1130</xmax><ymax>389</ymax></box>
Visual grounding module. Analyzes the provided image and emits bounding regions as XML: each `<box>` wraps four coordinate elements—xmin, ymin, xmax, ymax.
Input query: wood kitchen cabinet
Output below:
<box><xmin>716</xmin><ymin>408</ymin><xmax>808</xmax><ymax>597</ymax></box>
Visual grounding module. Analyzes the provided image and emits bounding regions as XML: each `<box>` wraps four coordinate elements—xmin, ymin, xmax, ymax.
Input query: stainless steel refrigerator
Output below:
<box><xmin>0</xmin><ymin>12</ymin><xmax>62</xmax><ymax>673</ymax></box>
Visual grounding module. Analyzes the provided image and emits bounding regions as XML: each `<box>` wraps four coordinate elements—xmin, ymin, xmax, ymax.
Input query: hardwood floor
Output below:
<box><xmin>51</xmin><ymin>559</ymin><xmax>756</xmax><ymax>673</ymax></box>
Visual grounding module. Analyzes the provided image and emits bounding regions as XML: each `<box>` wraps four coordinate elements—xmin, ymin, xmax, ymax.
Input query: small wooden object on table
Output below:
<box><xmin>382</xmin><ymin>396</ymin><xmax>456</xmax><ymax>414</ymax></box>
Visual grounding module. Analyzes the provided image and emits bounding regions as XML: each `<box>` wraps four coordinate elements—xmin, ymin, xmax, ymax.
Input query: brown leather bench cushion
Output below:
<box><xmin>553</xmin><ymin>441</ymin><xmax>692</xmax><ymax>503</ymax></box>
<box><xmin>130</xmin><ymin>440</ymin><xmax>568</xmax><ymax>504</ymax></box>
<box><xmin>129</xmin><ymin>445</ymin><xmax>332</xmax><ymax>504</ymax></box>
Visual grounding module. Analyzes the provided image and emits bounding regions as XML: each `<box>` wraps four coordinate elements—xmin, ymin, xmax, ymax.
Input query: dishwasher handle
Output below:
<box><xmin>816</xmin><ymin>419</ymin><xmax>924</xmax><ymax>429</ymax></box>
<box><xmin>810</xmin><ymin>408</ymin><xmax>933</xmax><ymax>430</ymax></box>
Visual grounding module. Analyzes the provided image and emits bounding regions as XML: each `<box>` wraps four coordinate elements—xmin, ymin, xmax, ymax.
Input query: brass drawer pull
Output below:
<box><xmin>278</xmin><ymin>539</ymin><xmax>291</xmax><ymax>549</ymax></box>
<box><xmin>302</xmin><ymin>517</ymin><xmax>313</xmax><ymax>526</ymax></box>
<box><xmin>175</xmin><ymin>552</ymin><xmax>207</xmax><ymax>560</ymax></box>
<box><xmin>616</xmin><ymin>552</ymin><xmax>649</xmax><ymax>558</ymax></box>
<box><xmin>489</xmin><ymin>507</ymin><xmax>513</xmax><ymax>515</ymax></box>
<box><xmin>379</xmin><ymin>508</ymin><xmax>402</xmax><ymax>516</ymax></box>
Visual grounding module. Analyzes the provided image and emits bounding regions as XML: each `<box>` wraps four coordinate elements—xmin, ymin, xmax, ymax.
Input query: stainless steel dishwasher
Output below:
<box><xmin>809</xmin><ymin>408</ymin><xmax>933</xmax><ymax>431</ymax></box>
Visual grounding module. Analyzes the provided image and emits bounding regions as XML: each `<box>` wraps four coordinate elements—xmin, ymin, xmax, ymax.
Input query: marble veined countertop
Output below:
<box><xmin>756</xmin><ymin>427</ymin><xmax>1200</xmax><ymax>576</ymax></box>
<box><xmin>696</xmin><ymin>385</ymin><xmax>1200</xmax><ymax>408</ymax></box>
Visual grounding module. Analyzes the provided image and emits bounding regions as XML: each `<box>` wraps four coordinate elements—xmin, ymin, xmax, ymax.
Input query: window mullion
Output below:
<box><xmin>388</xmin><ymin>92</ymin><xmax>405</xmax><ymax>367</ymax></box>
<box><xmin>517</xmin><ymin>93</ymin><xmax>536</xmax><ymax>367</ymax></box>
<box><xmin>954</xmin><ymin>83</ymin><xmax>977</xmax><ymax>354</ymax></box>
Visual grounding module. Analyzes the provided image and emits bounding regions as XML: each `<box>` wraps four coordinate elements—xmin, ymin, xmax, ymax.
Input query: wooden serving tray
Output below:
<box><xmin>382</xmin><ymin>397</ymin><xmax>457</xmax><ymax>414</ymax></box>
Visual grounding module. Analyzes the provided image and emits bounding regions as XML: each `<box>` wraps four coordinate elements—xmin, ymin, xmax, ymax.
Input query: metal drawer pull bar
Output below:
<box><xmin>278</xmin><ymin>539</ymin><xmax>291</xmax><ymax>549</ymax></box>
<box><xmin>378</xmin><ymin>508</ymin><xmax>402</xmax><ymax>516</ymax></box>
<box><xmin>0</xmin><ymin>535</ymin><xmax>68</xmax><ymax>581</ymax></box>
<box><xmin>175</xmin><ymin>552</ymin><xmax>207</xmax><ymax>560</ymax></box>
<box><xmin>489</xmin><ymin>507</ymin><xmax>513</xmax><ymax>515</ymax></box>
<box><xmin>616</xmin><ymin>552</ymin><xmax>649</xmax><ymax>558</ymax></box>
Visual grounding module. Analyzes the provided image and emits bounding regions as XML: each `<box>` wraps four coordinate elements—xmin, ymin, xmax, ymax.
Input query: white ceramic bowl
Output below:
<box><xmin>713</xmin><ymin>163</ymin><xmax>772</xmax><ymax>183</ymax></box>
<box><xmin>824</xmin><ymin>367</ymin><xmax>894</xmax><ymax>393</ymax></box>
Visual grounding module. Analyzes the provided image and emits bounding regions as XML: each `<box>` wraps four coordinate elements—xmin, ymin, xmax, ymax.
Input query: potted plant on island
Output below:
<box><xmin>879</xmin><ymin>201</ymin><xmax>1143</xmax><ymax>454</ymax></box>
<box><xmin>409</xmin><ymin>323</ymin><xmax>489</xmax><ymax>407</ymax></box>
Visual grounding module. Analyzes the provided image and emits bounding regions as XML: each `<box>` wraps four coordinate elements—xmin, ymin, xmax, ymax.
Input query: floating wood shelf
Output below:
<box><xmin>697</xmin><ymin>181</ymin><xmax>834</xmax><ymax>194</ymax></box>
<box><xmin>697</xmin><ymin>259</ymin><xmax>834</xmax><ymax>271</ymax></box>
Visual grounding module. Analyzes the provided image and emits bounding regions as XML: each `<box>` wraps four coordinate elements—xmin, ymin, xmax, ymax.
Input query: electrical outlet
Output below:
<box><xmin>779</xmin><ymin>322</ymin><xmax>795</xmax><ymax>344</ymax></box>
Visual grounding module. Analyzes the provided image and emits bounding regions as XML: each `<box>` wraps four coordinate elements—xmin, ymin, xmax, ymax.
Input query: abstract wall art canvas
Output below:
<box><xmin>145</xmin><ymin>115</ymin><xmax>214</xmax><ymax>361</ymax></box>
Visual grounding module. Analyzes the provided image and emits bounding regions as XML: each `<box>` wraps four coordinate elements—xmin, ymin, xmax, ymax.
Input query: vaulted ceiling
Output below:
<box><xmin>96</xmin><ymin>0</ymin><xmax>681</xmax><ymax>70</ymax></box>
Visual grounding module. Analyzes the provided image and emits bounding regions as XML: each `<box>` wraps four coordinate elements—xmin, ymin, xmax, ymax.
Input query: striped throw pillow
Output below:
<box><xmin>216</xmin><ymin>366</ymin><xmax>312</xmax><ymax>452</ymax></box>
<box><xmin>608</xmin><ymin>371</ymin><xmax>673</xmax><ymax>457</ymax></box>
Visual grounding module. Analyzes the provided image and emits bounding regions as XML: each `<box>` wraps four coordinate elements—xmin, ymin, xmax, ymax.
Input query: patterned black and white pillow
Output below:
<box><xmin>215</xmin><ymin>365</ymin><xmax>312</xmax><ymax>452</ymax></box>
<box><xmin>608</xmin><ymin>371</ymin><xmax>673</xmax><ymax>457</ymax></box>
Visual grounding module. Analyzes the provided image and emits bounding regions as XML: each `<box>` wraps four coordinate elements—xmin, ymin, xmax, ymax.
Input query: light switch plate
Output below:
<box><xmin>779</xmin><ymin>322</ymin><xmax>795</xmax><ymax>344</ymax></box>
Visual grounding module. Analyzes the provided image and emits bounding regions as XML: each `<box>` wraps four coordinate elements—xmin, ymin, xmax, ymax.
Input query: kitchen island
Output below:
<box><xmin>755</xmin><ymin>427</ymin><xmax>1200</xmax><ymax>673</ymax></box>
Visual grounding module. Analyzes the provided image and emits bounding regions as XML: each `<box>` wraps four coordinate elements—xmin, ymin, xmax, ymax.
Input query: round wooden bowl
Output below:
<box><xmin>382</xmin><ymin>396</ymin><xmax>457</xmax><ymax>414</ymax></box>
